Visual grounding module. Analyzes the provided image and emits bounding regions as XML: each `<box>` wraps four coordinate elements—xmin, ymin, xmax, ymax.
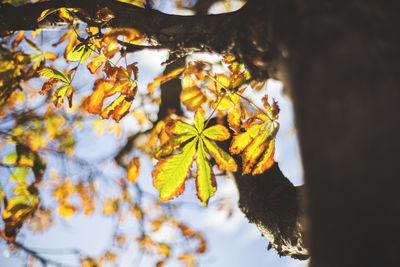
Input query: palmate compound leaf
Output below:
<box><xmin>152</xmin><ymin>108</ymin><xmax>236</xmax><ymax>206</ymax></box>
<box><xmin>38</xmin><ymin>67</ymin><xmax>75</xmax><ymax>108</ymax></box>
<box><xmin>230</xmin><ymin>95</ymin><xmax>279</xmax><ymax>175</ymax></box>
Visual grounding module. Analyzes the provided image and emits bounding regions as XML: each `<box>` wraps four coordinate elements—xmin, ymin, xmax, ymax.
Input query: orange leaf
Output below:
<box><xmin>84</xmin><ymin>79</ymin><xmax>121</xmax><ymax>114</ymax></box>
<box><xmin>87</xmin><ymin>54</ymin><xmax>106</xmax><ymax>74</ymax></box>
<box><xmin>100</xmin><ymin>94</ymin><xmax>134</xmax><ymax>122</ymax></box>
<box><xmin>39</xmin><ymin>78</ymin><xmax>58</xmax><ymax>95</ymax></box>
<box><xmin>127</xmin><ymin>157</ymin><xmax>141</xmax><ymax>183</ymax></box>
<box><xmin>252</xmin><ymin>139</ymin><xmax>275</xmax><ymax>175</ymax></box>
<box><xmin>44</xmin><ymin>52</ymin><xmax>58</xmax><ymax>61</ymax></box>
<box><xmin>12</xmin><ymin>31</ymin><xmax>24</xmax><ymax>47</ymax></box>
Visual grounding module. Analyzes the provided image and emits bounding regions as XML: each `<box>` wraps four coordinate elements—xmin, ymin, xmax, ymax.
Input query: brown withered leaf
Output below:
<box><xmin>96</xmin><ymin>7</ymin><xmax>115</xmax><ymax>21</ymax></box>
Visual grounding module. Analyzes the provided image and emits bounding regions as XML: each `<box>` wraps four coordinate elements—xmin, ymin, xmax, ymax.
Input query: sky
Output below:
<box><xmin>0</xmin><ymin>1</ymin><xmax>309</xmax><ymax>266</ymax></box>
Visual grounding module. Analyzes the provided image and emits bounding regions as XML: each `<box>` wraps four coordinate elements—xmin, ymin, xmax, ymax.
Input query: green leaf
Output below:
<box><xmin>4</xmin><ymin>152</ymin><xmax>17</xmax><ymax>164</ymax></box>
<box><xmin>166</xmin><ymin>120</ymin><xmax>197</xmax><ymax>136</ymax></box>
<box><xmin>152</xmin><ymin>137</ymin><xmax>198</xmax><ymax>201</ymax></box>
<box><xmin>196</xmin><ymin>138</ymin><xmax>216</xmax><ymax>206</ymax></box>
<box><xmin>155</xmin><ymin>133</ymin><xmax>196</xmax><ymax>159</ymax></box>
<box><xmin>202</xmin><ymin>125</ymin><xmax>230</xmax><ymax>141</ymax></box>
<box><xmin>66</xmin><ymin>43</ymin><xmax>94</xmax><ymax>63</ymax></box>
<box><xmin>194</xmin><ymin>108</ymin><xmax>205</xmax><ymax>133</ymax></box>
<box><xmin>38</xmin><ymin>67</ymin><xmax>70</xmax><ymax>84</ymax></box>
<box><xmin>10</xmin><ymin>167</ymin><xmax>29</xmax><ymax>183</ymax></box>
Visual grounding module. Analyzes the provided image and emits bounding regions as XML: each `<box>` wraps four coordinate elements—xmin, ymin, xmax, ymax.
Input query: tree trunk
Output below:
<box><xmin>280</xmin><ymin>1</ymin><xmax>400</xmax><ymax>266</ymax></box>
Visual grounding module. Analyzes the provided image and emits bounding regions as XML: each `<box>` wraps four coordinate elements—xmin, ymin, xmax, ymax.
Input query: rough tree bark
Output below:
<box><xmin>2</xmin><ymin>0</ymin><xmax>400</xmax><ymax>266</ymax></box>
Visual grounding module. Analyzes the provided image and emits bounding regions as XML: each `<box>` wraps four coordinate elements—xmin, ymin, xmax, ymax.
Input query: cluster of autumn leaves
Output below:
<box><xmin>0</xmin><ymin>3</ymin><xmax>279</xmax><ymax>266</ymax></box>
<box><xmin>33</xmin><ymin>7</ymin><xmax>280</xmax><ymax>206</ymax></box>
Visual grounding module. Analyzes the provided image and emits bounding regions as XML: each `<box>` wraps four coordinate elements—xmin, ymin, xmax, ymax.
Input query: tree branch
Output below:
<box><xmin>0</xmin><ymin>0</ymin><xmax>277</xmax><ymax>80</ymax></box>
<box><xmin>234</xmin><ymin>163</ymin><xmax>309</xmax><ymax>260</ymax></box>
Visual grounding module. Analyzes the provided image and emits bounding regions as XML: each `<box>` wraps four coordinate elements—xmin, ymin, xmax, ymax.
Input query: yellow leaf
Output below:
<box><xmin>37</xmin><ymin>8</ymin><xmax>58</xmax><ymax>22</ymax></box>
<box><xmin>58</xmin><ymin>202</ymin><xmax>77</xmax><ymax>218</ymax></box>
<box><xmin>84</xmin><ymin>79</ymin><xmax>119</xmax><ymax>114</ymax></box>
<box><xmin>241</xmin><ymin>126</ymin><xmax>272</xmax><ymax>175</ymax></box>
<box><xmin>178</xmin><ymin>253</ymin><xmax>196</xmax><ymax>267</ymax></box>
<box><xmin>58</xmin><ymin>8</ymin><xmax>74</xmax><ymax>24</ymax></box>
<box><xmin>12</xmin><ymin>31</ymin><xmax>24</xmax><ymax>47</ymax></box>
<box><xmin>252</xmin><ymin>139</ymin><xmax>275</xmax><ymax>175</ymax></box>
<box><xmin>102</xmin><ymin>197</ymin><xmax>119</xmax><ymax>215</ymax></box>
<box><xmin>180</xmin><ymin>85</ymin><xmax>207</xmax><ymax>111</ymax></box>
<box><xmin>196</xmin><ymin>139</ymin><xmax>216</xmax><ymax>206</ymax></box>
<box><xmin>203</xmin><ymin>125</ymin><xmax>230</xmax><ymax>141</ymax></box>
<box><xmin>127</xmin><ymin>157</ymin><xmax>141</xmax><ymax>183</ymax></box>
<box><xmin>203</xmin><ymin>138</ymin><xmax>237</xmax><ymax>172</ymax></box>
<box><xmin>152</xmin><ymin>138</ymin><xmax>197</xmax><ymax>201</ymax></box>
<box><xmin>155</xmin><ymin>133</ymin><xmax>196</xmax><ymax>159</ymax></box>
<box><xmin>100</xmin><ymin>94</ymin><xmax>134</xmax><ymax>122</ymax></box>
<box><xmin>52</xmin><ymin>85</ymin><xmax>74</xmax><ymax>108</ymax></box>
<box><xmin>147</xmin><ymin>67</ymin><xmax>185</xmax><ymax>93</ymax></box>
<box><xmin>229</xmin><ymin>124</ymin><xmax>262</xmax><ymax>154</ymax></box>
<box><xmin>227</xmin><ymin>105</ymin><xmax>242</xmax><ymax>131</ymax></box>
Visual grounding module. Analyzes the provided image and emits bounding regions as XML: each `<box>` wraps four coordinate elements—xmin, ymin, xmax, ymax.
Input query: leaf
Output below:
<box><xmin>203</xmin><ymin>125</ymin><xmax>230</xmax><ymax>141</ymax></box>
<box><xmin>152</xmin><ymin>138</ymin><xmax>197</xmax><ymax>201</ymax></box>
<box><xmin>43</xmin><ymin>52</ymin><xmax>58</xmax><ymax>61</ymax></box>
<box><xmin>227</xmin><ymin>105</ymin><xmax>242</xmax><ymax>132</ymax></box>
<box><xmin>10</xmin><ymin>167</ymin><xmax>29</xmax><ymax>183</ymax></box>
<box><xmin>196</xmin><ymin>139</ymin><xmax>216</xmax><ymax>206</ymax></box>
<box><xmin>12</xmin><ymin>31</ymin><xmax>24</xmax><ymax>47</ymax></box>
<box><xmin>147</xmin><ymin>67</ymin><xmax>185</xmax><ymax>93</ymax></box>
<box><xmin>52</xmin><ymin>29</ymin><xmax>73</xmax><ymax>47</ymax></box>
<box><xmin>66</xmin><ymin>43</ymin><xmax>93</xmax><ymax>63</ymax></box>
<box><xmin>100</xmin><ymin>94</ymin><xmax>133</xmax><ymax>122</ymax></box>
<box><xmin>229</xmin><ymin>96</ymin><xmax>279</xmax><ymax>175</ymax></box>
<box><xmin>87</xmin><ymin>54</ymin><xmax>106</xmax><ymax>74</ymax></box>
<box><xmin>37</xmin><ymin>8</ymin><xmax>58</xmax><ymax>22</ymax></box>
<box><xmin>203</xmin><ymin>138</ymin><xmax>237</xmax><ymax>172</ymax></box>
<box><xmin>58</xmin><ymin>202</ymin><xmax>77</xmax><ymax>218</ymax></box>
<box><xmin>84</xmin><ymin>79</ymin><xmax>121</xmax><ymax>114</ymax></box>
<box><xmin>194</xmin><ymin>107</ymin><xmax>205</xmax><ymax>133</ymax></box>
<box><xmin>153</xmin><ymin>109</ymin><xmax>236</xmax><ymax>204</ymax></box>
<box><xmin>58</xmin><ymin>8</ymin><xmax>74</xmax><ymax>24</ymax></box>
<box><xmin>229</xmin><ymin>124</ymin><xmax>262</xmax><ymax>154</ymax></box>
<box><xmin>252</xmin><ymin>139</ymin><xmax>275</xmax><ymax>175</ymax></box>
<box><xmin>180</xmin><ymin>85</ymin><xmax>207</xmax><ymax>111</ymax></box>
<box><xmin>178</xmin><ymin>253</ymin><xmax>196</xmax><ymax>267</ymax></box>
<box><xmin>127</xmin><ymin>157</ymin><xmax>141</xmax><ymax>183</ymax></box>
<box><xmin>40</xmin><ymin>78</ymin><xmax>59</xmax><ymax>95</ymax></box>
<box><xmin>52</xmin><ymin>85</ymin><xmax>74</xmax><ymax>108</ymax></box>
<box><xmin>155</xmin><ymin>133</ymin><xmax>196</xmax><ymax>159</ymax></box>
<box><xmin>38</xmin><ymin>67</ymin><xmax>70</xmax><ymax>84</ymax></box>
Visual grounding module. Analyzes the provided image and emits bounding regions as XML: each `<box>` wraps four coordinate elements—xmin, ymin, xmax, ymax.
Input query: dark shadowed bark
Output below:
<box><xmin>2</xmin><ymin>0</ymin><xmax>400</xmax><ymax>265</ymax></box>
